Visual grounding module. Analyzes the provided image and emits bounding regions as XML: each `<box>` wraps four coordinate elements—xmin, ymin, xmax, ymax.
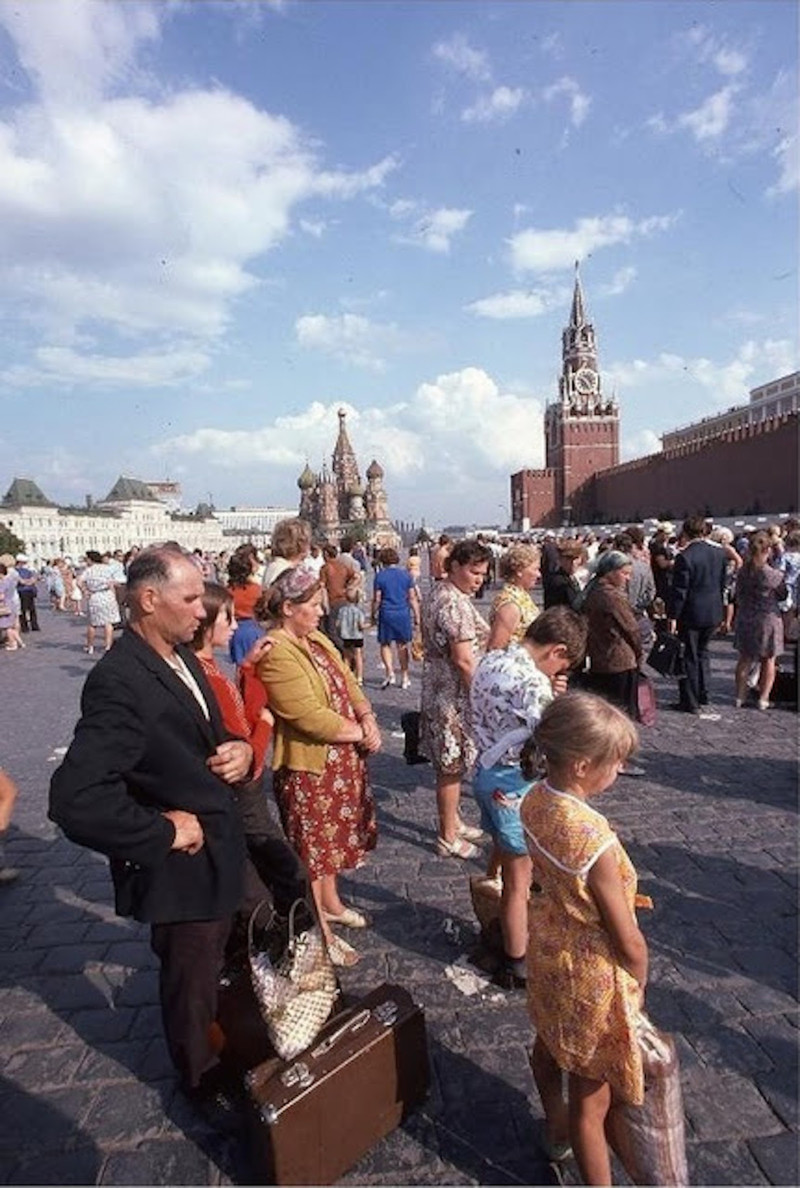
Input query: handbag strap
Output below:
<box><xmin>247</xmin><ymin>898</ymin><xmax>277</xmax><ymax>956</ymax></box>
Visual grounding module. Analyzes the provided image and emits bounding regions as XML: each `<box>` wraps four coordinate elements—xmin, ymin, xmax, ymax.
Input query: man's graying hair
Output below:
<box><xmin>126</xmin><ymin>545</ymin><xmax>187</xmax><ymax>595</ymax></box>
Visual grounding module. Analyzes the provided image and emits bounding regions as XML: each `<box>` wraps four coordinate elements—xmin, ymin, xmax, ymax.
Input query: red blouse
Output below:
<box><xmin>197</xmin><ymin>654</ymin><xmax>272</xmax><ymax>779</ymax></box>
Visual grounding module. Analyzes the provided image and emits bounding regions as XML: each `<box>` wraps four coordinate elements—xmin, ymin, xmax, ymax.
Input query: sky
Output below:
<box><xmin>0</xmin><ymin>0</ymin><xmax>796</xmax><ymax>526</ymax></box>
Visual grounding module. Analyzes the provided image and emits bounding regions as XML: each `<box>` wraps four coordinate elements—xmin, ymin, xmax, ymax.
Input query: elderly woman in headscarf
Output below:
<box><xmin>257</xmin><ymin>565</ymin><xmax>381</xmax><ymax>967</ymax></box>
<box><xmin>580</xmin><ymin>550</ymin><xmax>643</xmax><ymax>721</ymax></box>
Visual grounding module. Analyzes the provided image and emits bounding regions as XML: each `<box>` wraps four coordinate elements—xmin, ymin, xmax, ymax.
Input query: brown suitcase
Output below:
<box><xmin>245</xmin><ymin>983</ymin><xmax>430</xmax><ymax>1185</ymax></box>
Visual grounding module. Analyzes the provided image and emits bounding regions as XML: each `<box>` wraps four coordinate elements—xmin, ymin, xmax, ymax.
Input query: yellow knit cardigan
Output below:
<box><xmin>257</xmin><ymin>628</ymin><xmax>370</xmax><ymax>775</ymax></box>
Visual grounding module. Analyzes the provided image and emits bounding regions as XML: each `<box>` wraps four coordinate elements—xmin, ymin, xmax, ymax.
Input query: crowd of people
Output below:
<box><xmin>0</xmin><ymin>509</ymin><xmax>794</xmax><ymax>1183</ymax></box>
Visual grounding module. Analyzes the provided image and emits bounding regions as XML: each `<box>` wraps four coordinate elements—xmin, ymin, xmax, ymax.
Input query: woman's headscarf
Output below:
<box><xmin>579</xmin><ymin>549</ymin><xmax>632</xmax><ymax>607</ymax></box>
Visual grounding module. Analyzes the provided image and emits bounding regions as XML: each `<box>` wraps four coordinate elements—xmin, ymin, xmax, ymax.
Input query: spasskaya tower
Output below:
<box><xmin>544</xmin><ymin>264</ymin><xmax>619</xmax><ymax>524</ymax></box>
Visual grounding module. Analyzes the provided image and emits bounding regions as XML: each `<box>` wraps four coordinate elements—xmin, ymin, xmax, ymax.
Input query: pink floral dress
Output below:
<box><xmin>273</xmin><ymin>641</ymin><xmax>377</xmax><ymax>880</ymax></box>
<box><xmin>420</xmin><ymin>581</ymin><xmax>489</xmax><ymax>776</ymax></box>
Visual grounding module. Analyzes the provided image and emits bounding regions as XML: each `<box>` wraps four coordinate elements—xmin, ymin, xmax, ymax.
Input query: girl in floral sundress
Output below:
<box><xmin>520</xmin><ymin>692</ymin><xmax>649</xmax><ymax>1185</ymax></box>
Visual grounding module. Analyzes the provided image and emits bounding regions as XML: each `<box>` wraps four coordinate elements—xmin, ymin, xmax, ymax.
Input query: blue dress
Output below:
<box><xmin>375</xmin><ymin>566</ymin><xmax>413</xmax><ymax>644</ymax></box>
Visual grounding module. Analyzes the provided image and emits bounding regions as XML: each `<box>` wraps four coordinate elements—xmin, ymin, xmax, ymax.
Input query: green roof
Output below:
<box><xmin>2</xmin><ymin>478</ymin><xmax>56</xmax><ymax>508</ymax></box>
<box><xmin>102</xmin><ymin>476</ymin><xmax>160</xmax><ymax>503</ymax></box>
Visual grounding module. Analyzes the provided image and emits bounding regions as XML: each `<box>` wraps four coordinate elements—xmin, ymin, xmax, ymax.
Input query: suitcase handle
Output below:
<box><xmin>310</xmin><ymin>1007</ymin><xmax>371</xmax><ymax>1058</ymax></box>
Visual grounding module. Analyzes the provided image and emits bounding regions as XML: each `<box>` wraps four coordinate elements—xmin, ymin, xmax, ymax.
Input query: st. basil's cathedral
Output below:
<box><xmin>296</xmin><ymin>410</ymin><xmax>398</xmax><ymax>547</ymax></box>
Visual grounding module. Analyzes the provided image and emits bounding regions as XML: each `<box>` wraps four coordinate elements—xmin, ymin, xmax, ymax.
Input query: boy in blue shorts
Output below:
<box><xmin>470</xmin><ymin>607</ymin><xmax>587</xmax><ymax>985</ymax></box>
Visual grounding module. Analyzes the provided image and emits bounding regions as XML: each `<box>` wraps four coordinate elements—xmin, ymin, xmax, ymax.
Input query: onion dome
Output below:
<box><xmin>297</xmin><ymin>462</ymin><xmax>316</xmax><ymax>490</ymax></box>
<box><xmin>366</xmin><ymin>459</ymin><xmax>383</xmax><ymax>479</ymax></box>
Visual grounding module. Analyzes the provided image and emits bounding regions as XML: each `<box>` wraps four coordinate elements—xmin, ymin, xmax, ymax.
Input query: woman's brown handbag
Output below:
<box><xmin>410</xmin><ymin>631</ymin><xmax>424</xmax><ymax>662</ymax></box>
<box><xmin>248</xmin><ymin>899</ymin><xmax>339</xmax><ymax>1061</ymax></box>
<box><xmin>607</xmin><ymin>1012</ymin><xmax>688</xmax><ymax>1186</ymax></box>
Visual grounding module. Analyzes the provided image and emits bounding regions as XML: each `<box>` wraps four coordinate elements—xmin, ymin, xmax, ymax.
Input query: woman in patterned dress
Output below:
<box><xmin>257</xmin><ymin>565</ymin><xmax>381</xmax><ymax>967</ymax></box>
<box><xmin>733</xmin><ymin>530</ymin><xmax>787</xmax><ymax>710</ymax></box>
<box><xmin>420</xmin><ymin>538</ymin><xmax>492</xmax><ymax>858</ymax></box>
<box><xmin>520</xmin><ymin>692</ymin><xmax>649</xmax><ymax>1183</ymax></box>
<box><xmin>486</xmin><ymin>542</ymin><xmax>541</xmax><ymax>650</ymax></box>
<box><xmin>79</xmin><ymin>550</ymin><xmax>121</xmax><ymax>655</ymax></box>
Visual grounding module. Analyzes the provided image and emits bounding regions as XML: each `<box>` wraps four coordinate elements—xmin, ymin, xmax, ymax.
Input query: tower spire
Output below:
<box><xmin>569</xmin><ymin>260</ymin><xmax>587</xmax><ymax>328</ymax></box>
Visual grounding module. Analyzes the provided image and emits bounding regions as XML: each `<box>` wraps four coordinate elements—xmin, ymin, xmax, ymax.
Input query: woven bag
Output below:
<box><xmin>607</xmin><ymin>1012</ymin><xmax>689</xmax><ymax>1186</ymax></box>
<box><xmin>248</xmin><ymin>899</ymin><xmax>339</xmax><ymax>1061</ymax></box>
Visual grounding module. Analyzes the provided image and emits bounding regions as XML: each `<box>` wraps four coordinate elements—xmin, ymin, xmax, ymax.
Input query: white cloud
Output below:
<box><xmin>678</xmin><ymin>84</ymin><xmax>738</xmax><ymax>142</ymax></box>
<box><xmin>598</xmin><ymin>266</ymin><xmax>637</xmax><ymax>297</ymax></box>
<box><xmin>466</xmin><ymin>285</ymin><xmax>569</xmax><ymax>320</ymax></box>
<box><xmin>0</xmin><ymin>342</ymin><xmax>210</xmax><ymax>389</ymax></box>
<box><xmin>294</xmin><ymin>313</ymin><xmax>407</xmax><ymax>371</ymax></box>
<box><xmin>509</xmin><ymin>212</ymin><xmax>678</xmax><ymax>274</ymax></box>
<box><xmin>0</xmin><ymin>0</ymin><xmax>161</xmax><ymax>106</ymax></box>
<box><xmin>462</xmin><ymin>86</ymin><xmax>527</xmax><ymax>125</ymax></box>
<box><xmin>0</xmin><ymin>2</ymin><xmax>399</xmax><ymax>387</ymax></box>
<box><xmin>299</xmin><ymin>218</ymin><xmax>326</xmax><ymax>238</ymax></box>
<box><xmin>432</xmin><ymin>33</ymin><xmax>491</xmax><ymax>82</ymax></box>
<box><xmin>682</xmin><ymin>25</ymin><xmax>750</xmax><ymax>78</ymax></box>
<box><xmin>399</xmin><ymin>207</ymin><xmax>472</xmax><ymax>254</ymax></box>
<box><xmin>607</xmin><ymin>338</ymin><xmax>799</xmax><ymax>408</ymax></box>
<box><xmin>543</xmin><ymin>76</ymin><xmax>591</xmax><ymax>128</ymax></box>
<box><xmin>156</xmin><ymin>368</ymin><xmax>547</xmax><ymax>514</ymax></box>
<box><xmin>622</xmin><ymin>429</ymin><xmax>662</xmax><ymax>462</ymax></box>
<box><xmin>714</xmin><ymin>48</ymin><xmax>748</xmax><ymax>78</ymax></box>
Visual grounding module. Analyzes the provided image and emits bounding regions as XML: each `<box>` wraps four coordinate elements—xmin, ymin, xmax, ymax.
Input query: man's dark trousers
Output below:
<box><xmin>150</xmin><ymin>918</ymin><xmax>232</xmax><ymax>1090</ymax></box>
<box><xmin>677</xmin><ymin>625</ymin><xmax>714</xmax><ymax>711</ymax></box>
<box><xmin>19</xmin><ymin>588</ymin><xmax>39</xmax><ymax>632</ymax></box>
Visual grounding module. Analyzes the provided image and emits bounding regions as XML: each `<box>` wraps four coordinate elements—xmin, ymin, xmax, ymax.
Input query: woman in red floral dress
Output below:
<box><xmin>258</xmin><ymin>566</ymin><xmax>381</xmax><ymax>967</ymax></box>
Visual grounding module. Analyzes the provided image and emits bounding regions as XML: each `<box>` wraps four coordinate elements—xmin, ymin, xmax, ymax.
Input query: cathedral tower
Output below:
<box><xmin>544</xmin><ymin>264</ymin><xmax>619</xmax><ymax>523</ymax></box>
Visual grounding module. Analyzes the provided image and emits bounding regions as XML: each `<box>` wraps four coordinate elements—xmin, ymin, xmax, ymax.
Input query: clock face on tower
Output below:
<box><xmin>574</xmin><ymin>367</ymin><xmax>598</xmax><ymax>396</ymax></box>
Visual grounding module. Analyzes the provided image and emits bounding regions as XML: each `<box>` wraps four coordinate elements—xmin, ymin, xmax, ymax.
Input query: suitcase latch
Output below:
<box><xmin>280</xmin><ymin>1060</ymin><xmax>315</xmax><ymax>1089</ymax></box>
<box><xmin>373</xmin><ymin>1001</ymin><xmax>399</xmax><ymax>1028</ymax></box>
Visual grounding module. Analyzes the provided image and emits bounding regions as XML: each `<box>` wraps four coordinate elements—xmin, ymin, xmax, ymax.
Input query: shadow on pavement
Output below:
<box><xmin>0</xmin><ymin>1071</ymin><xmax>104</xmax><ymax>1184</ymax></box>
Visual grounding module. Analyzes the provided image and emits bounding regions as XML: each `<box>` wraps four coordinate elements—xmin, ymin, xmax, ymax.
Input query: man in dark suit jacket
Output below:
<box><xmin>668</xmin><ymin>516</ymin><xmax>727</xmax><ymax>713</ymax></box>
<box><xmin>50</xmin><ymin>546</ymin><xmax>252</xmax><ymax>1106</ymax></box>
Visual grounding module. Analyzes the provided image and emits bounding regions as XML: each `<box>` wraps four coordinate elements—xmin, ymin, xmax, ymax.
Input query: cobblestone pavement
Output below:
<box><xmin>0</xmin><ymin>594</ymin><xmax>797</xmax><ymax>1185</ymax></box>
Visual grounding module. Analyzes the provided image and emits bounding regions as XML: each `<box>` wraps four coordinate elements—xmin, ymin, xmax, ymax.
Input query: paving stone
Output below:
<box><xmin>687</xmin><ymin>1139</ymin><xmax>770</xmax><ymax>1185</ymax></box>
<box><xmin>0</xmin><ymin>1008</ymin><xmax>67</xmax><ymax>1051</ymax></box>
<box><xmin>5</xmin><ymin>1145</ymin><xmax>104</xmax><ymax>1185</ymax></box>
<box><xmin>682</xmin><ymin>1072</ymin><xmax>786</xmax><ymax>1139</ymax></box>
<box><xmin>100</xmin><ymin>1138</ymin><xmax>214</xmax><ymax>1185</ymax></box>
<box><xmin>62</xmin><ymin>1006</ymin><xmax>138</xmax><ymax>1045</ymax></box>
<box><xmin>749</xmin><ymin>1131</ymin><xmax>800</xmax><ymax>1186</ymax></box>
<box><xmin>0</xmin><ymin>1085</ymin><xmax>95</xmax><ymax>1153</ymax></box>
<box><xmin>4</xmin><ymin>1042</ymin><xmax>87</xmax><ymax>1092</ymax></box>
<box><xmin>82</xmin><ymin>1079</ymin><xmax>167</xmax><ymax>1144</ymax></box>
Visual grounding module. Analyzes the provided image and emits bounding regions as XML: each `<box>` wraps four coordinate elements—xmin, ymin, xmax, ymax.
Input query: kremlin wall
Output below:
<box><xmin>511</xmin><ymin>271</ymin><xmax>798</xmax><ymax>529</ymax></box>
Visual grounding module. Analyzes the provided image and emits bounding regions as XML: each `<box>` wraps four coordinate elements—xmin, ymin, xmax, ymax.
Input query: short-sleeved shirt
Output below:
<box><xmin>470</xmin><ymin>645</ymin><xmax>554</xmax><ymax>768</ymax></box>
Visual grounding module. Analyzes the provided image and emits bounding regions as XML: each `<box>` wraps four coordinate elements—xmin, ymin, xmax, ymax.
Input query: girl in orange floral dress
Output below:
<box><xmin>520</xmin><ymin>692</ymin><xmax>649</xmax><ymax>1185</ymax></box>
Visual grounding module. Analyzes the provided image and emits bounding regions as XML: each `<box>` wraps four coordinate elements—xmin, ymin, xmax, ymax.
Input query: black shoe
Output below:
<box><xmin>494</xmin><ymin>954</ymin><xmax>527</xmax><ymax>990</ymax></box>
<box><xmin>668</xmin><ymin>702</ymin><xmax>699</xmax><ymax>715</ymax></box>
<box><xmin>186</xmin><ymin>1067</ymin><xmax>245</xmax><ymax>1135</ymax></box>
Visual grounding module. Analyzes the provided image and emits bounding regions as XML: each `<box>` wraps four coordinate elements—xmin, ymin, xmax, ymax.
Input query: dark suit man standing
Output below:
<box><xmin>49</xmin><ymin>547</ymin><xmax>251</xmax><ymax>1107</ymax></box>
<box><xmin>668</xmin><ymin>516</ymin><xmax>727</xmax><ymax>714</ymax></box>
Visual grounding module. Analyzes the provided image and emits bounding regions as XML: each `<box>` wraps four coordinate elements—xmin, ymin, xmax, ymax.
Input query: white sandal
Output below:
<box><xmin>436</xmin><ymin>835</ymin><xmax>478</xmax><ymax>860</ymax></box>
<box><xmin>326</xmin><ymin>934</ymin><xmax>360</xmax><ymax>967</ymax></box>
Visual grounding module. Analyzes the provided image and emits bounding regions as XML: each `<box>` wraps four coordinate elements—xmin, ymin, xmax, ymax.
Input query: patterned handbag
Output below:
<box><xmin>607</xmin><ymin>1012</ymin><xmax>689</xmax><ymax>1186</ymax></box>
<box><xmin>248</xmin><ymin>899</ymin><xmax>339</xmax><ymax>1061</ymax></box>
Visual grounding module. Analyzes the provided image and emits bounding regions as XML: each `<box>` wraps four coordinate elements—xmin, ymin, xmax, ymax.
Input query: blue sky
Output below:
<box><xmin>0</xmin><ymin>0</ymin><xmax>796</xmax><ymax>524</ymax></box>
